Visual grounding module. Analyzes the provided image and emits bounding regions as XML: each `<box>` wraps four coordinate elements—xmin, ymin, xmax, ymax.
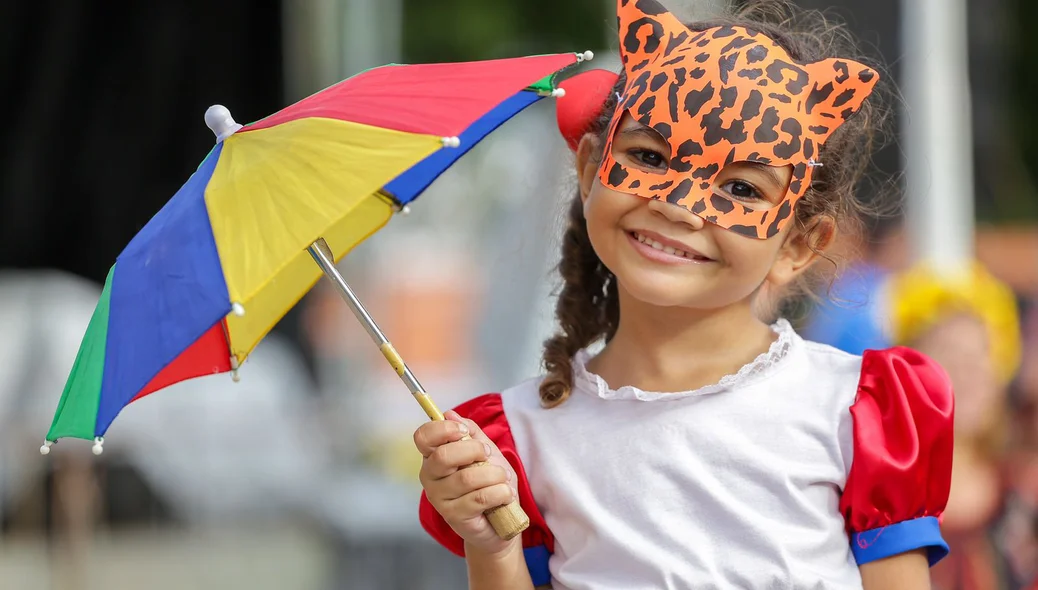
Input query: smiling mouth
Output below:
<box><xmin>629</xmin><ymin>231</ymin><xmax>713</xmax><ymax>262</ymax></box>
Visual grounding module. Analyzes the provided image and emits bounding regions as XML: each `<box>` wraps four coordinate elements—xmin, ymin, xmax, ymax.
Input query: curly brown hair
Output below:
<box><xmin>538</xmin><ymin>0</ymin><xmax>895</xmax><ymax>407</ymax></box>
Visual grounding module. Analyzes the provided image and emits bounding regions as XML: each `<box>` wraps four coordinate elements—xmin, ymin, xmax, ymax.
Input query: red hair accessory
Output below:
<box><xmin>555</xmin><ymin>69</ymin><xmax>620</xmax><ymax>151</ymax></box>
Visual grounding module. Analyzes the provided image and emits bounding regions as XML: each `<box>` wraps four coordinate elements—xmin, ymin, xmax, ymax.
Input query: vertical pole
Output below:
<box><xmin>281</xmin><ymin>0</ymin><xmax>343</xmax><ymax>100</ymax></box>
<box><xmin>342</xmin><ymin>0</ymin><xmax>403</xmax><ymax>77</ymax></box>
<box><xmin>281</xmin><ymin>0</ymin><xmax>404</xmax><ymax>96</ymax></box>
<box><xmin>901</xmin><ymin>0</ymin><xmax>975</xmax><ymax>276</ymax></box>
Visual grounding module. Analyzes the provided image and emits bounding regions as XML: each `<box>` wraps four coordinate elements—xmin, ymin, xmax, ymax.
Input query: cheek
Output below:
<box><xmin>712</xmin><ymin>229</ymin><xmax>783</xmax><ymax>269</ymax></box>
<box><xmin>584</xmin><ymin>184</ymin><xmax>637</xmax><ymax>244</ymax></box>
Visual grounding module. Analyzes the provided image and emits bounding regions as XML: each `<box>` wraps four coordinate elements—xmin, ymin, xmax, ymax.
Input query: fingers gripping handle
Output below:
<box><xmin>387</xmin><ymin>361</ymin><xmax>530</xmax><ymax>539</ymax></box>
<box><xmin>457</xmin><ymin>432</ymin><xmax>531</xmax><ymax>540</ymax></box>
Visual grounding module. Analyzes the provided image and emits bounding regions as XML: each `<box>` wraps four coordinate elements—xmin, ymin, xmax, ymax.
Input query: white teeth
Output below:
<box><xmin>634</xmin><ymin>232</ymin><xmax>691</xmax><ymax>258</ymax></box>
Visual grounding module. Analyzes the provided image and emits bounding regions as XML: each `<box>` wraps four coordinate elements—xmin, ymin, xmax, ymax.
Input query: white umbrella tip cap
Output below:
<box><xmin>205</xmin><ymin>105</ymin><xmax>240</xmax><ymax>139</ymax></box>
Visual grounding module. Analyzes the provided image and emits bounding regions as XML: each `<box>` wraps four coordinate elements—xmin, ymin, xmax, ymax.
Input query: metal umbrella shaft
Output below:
<box><xmin>307</xmin><ymin>238</ymin><xmax>445</xmax><ymax>421</ymax></box>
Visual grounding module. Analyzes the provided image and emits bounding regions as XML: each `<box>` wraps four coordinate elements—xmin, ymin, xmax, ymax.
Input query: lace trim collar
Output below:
<box><xmin>572</xmin><ymin>319</ymin><xmax>798</xmax><ymax>402</ymax></box>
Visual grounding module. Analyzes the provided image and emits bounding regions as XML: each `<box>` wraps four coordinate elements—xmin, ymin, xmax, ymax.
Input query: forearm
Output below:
<box><xmin>859</xmin><ymin>550</ymin><xmax>931</xmax><ymax>590</ymax></box>
<box><xmin>465</xmin><ymin>540</ymin><xmax>536</xmax><ymax>590</ymax></box>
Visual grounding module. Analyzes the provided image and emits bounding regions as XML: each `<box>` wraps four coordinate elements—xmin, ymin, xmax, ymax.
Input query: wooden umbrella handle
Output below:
<box><xmin>457</xmin><ymin>433</ymin><xmax>530</xmax><ymax>540</ymax></box>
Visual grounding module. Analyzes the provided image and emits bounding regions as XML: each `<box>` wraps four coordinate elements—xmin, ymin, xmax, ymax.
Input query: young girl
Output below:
<box><xmin>413</xmin><ymin>1</ymin><xmax>954</xmax><ymax>588</ymax></box>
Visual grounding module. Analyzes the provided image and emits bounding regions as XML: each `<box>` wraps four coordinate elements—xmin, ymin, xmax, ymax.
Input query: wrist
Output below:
<box><xmin>465</xmin><ymin>537</ymin><xmax>534</xmax><ymax>589</ymax></box>
<box><xmin>464</xmin><ymin>537</ymin><xmax>524</xmax><ymax>564</ymax></box>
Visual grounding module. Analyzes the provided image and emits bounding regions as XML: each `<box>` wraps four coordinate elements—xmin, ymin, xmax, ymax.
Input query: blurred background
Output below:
<box><xmin>0</xmin><ymin>0</ymin><xmax>1035</xmax><ymax>589</ymax></box>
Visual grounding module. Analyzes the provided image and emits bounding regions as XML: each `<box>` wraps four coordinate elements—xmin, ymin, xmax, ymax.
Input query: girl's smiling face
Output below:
<box><xmin>577</xmin><ymin>113</ymin><xmax>822</xmax><ymax>310</ymax></box>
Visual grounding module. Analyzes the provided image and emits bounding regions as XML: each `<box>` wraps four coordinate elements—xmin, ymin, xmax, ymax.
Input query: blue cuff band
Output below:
<box><xmin>523</xmin><ymin>545</ymin><xmax>551</xmax><ymax>586</ymax></box>
<box><xmin>851</xmin><ymin>516</ymin><xmax>949</xmax><ymax>566</ymax></box>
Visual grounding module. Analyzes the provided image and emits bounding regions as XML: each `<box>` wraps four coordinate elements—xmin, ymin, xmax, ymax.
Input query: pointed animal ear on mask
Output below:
<box><xmin>617</xmin><ymin>0</ymin><xmax>689</xmax><ymax>73</ymax></box>
<box><xmin>801</xmin><ymin>58</ymin><xmax>880</xmax><ymax>142</ymax></box>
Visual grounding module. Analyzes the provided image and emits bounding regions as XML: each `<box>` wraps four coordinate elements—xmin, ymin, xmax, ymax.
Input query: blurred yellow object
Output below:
<box><xmin>360</xmin><ymin>433</ymin><xmax>425</xmax><ymax>485</ymax></box>
<box><xmin>887</xmin><ymin>261</ymin><xmax>1021</xmax><ymax>383</ymax></box>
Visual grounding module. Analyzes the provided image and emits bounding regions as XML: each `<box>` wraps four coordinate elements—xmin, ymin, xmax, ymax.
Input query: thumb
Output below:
<box><xmin>444</xmin><ymin>410</ymin><xmax>485</xmax><ymax>442</ymax></box>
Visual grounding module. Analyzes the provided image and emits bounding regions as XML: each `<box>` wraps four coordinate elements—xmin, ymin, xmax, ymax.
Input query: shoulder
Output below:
<box><xmin>447</xmin><ymin>377</ymin><xmax>550</xmax><ymax>463</ymax></box>
<box><xmin>799</xmin><ymin>335</ymin><xmax>864</xmax><ymax>371</ymax></box>
<box><xmin>855</xmin><ymin>346</ymin><xmax>953</xmax><ymax>399</ymax></box>
<box><xmin>449</xmin><ymin>376</ymin><xmax>543</xmax><ymax>422</ymax></box>
<box><xmin>500</xmin><ymin>375</ymin><xmax>549</xmax><ymax>413</ymax></box>
<box><xmin>796</xmin><ymin>336</ymin><xmax>953</xmax><ymax>409</ymax></box>
<box><xmin>781</xmin><ymin>332</ymin><xmax>865</xmax><ymax>407</ymax></box>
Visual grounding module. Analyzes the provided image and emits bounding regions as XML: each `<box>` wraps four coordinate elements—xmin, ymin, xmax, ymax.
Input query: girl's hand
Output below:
<box><xmin>415</xmin><ymin>410</ymin><xmax>521</xmax><ymax>556</ymax></box>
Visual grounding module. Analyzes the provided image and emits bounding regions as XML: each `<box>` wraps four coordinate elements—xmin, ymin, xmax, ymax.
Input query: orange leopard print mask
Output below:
<box><xmin>599</xmin><ymin>0</ymin><xmax>879</xmax><ymax>239</ymax></box>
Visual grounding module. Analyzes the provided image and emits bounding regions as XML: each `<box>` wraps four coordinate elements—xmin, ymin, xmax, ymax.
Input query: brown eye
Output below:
<box><xmin>628</xmin><ymin>149</ymin><xmax>666</xmax><ymax>169</ymax></box>
<box><xmin>720</xmin><ymin>180</ymin><xmax>762</xmax><ymax>201</ymax></box>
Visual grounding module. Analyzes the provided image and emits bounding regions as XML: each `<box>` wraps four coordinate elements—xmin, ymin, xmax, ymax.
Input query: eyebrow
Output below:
<box><xmin>617</xmin><ymin>124</ymin><xmax>669</xmax><ymax>145</ymax></box>
<box><xmin>739</xmin><ymin>161</ymin><xmax>789</xmax><ymax>191</ymax></box>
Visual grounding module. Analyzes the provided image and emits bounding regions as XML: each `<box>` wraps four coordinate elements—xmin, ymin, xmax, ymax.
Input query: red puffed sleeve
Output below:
<box><xmin>839</xmin><ymin>347</ymin><xmax>954</xmax><ymax>566</ymax></box>
<box><xmin>418</xmin><ymin>393</ymin><xmax>554</xmax><ymax>586</ymax></box>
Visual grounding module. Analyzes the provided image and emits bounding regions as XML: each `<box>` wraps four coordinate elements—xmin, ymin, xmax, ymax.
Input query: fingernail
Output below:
<box><xmin>506</xmin><ymin>469</ymin><xmax>512</xmax><ymax>482</ymax></box>
<box><xmin>458</xmin><ymin>422</ymin><xmax>469</xmax><ymax>435</ymax></box>
<box><xmin>483</xmin><ymin>442</ymin><xmax>491</xmax><ymax>457</ymax></box>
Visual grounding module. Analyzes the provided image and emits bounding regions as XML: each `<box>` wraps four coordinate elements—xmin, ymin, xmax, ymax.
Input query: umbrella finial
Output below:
<box><xmin>92</xmin><ymin>437</ymin><xmax>104</xmax><ymax>456</ymax></box>
<box><xmin>230</xmin><ymin>356</ymin><xmax>242</xmax><ymax>383</ymax></box>
<box><xmin>537</xmin><ymin>87</ymin><xmax>567</xmax><ymax>98</ymax></box>
<box><xmin>40</xmin><ymin>440</ymin><xmax>53</xmax><ymax>455</ymax></box>
<box><xmin>578</xmin><ymin>50</ymin><xmax>595</xmax><ymax>63</ymax></box>
<box><xmin>205</xmin><ymin>105</ymin><xmax>243</xmax><ymax>142</ymax></box>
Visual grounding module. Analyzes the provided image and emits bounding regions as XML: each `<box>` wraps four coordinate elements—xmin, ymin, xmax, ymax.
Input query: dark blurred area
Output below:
<box><xmin>0</xmin><ymin>0</ymin><xmax>285</xmax><ymax>282</ymax></box>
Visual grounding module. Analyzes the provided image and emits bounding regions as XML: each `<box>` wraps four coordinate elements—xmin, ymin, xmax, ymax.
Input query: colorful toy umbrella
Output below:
<box><xmin>42</xmin><ymin>50</ymin><xmax>588</xmax><ymax>448</ymax></box>
<box><xmin>41</xmin><ymin>52</ymin><xmax>593</xmax><ymax>540</ymax></box>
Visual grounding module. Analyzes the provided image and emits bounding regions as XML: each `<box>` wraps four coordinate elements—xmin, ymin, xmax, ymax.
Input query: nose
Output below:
<box><xmin>647</xmin><ymin>198</ymin><xmax>705</xmax><ymax>230</ymax></box>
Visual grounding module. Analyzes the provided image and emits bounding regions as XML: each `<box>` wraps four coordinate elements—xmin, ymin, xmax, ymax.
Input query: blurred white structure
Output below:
<box><xmin>0</xmin><ymin>269</ymin><xmax>345</xmax><ymax>520</ymax></box>
<box><xmin>0</xmin><ymin>270</ymin><xmax>354</xmax><ymax>589</ymax></box>
<box><xmin>902</xmin><ymin>0</ymin><xmax>976</xmax><ymax>275</ymax></box>
<box><xmin>281</xmin><ymin>0</ymin><xmax>403</xmax><ymax>101</ymax></box>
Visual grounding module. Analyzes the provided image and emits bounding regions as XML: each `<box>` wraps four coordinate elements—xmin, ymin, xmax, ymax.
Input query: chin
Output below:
<box><xmin>616</xmin><ymin>274</ymin><xmax>718</xmax><ymax>309</ymax></box>
<box><xmin>615</xmin><ymin>263</ymin><xmax>765</xmax><ymax>310</ymax></box>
